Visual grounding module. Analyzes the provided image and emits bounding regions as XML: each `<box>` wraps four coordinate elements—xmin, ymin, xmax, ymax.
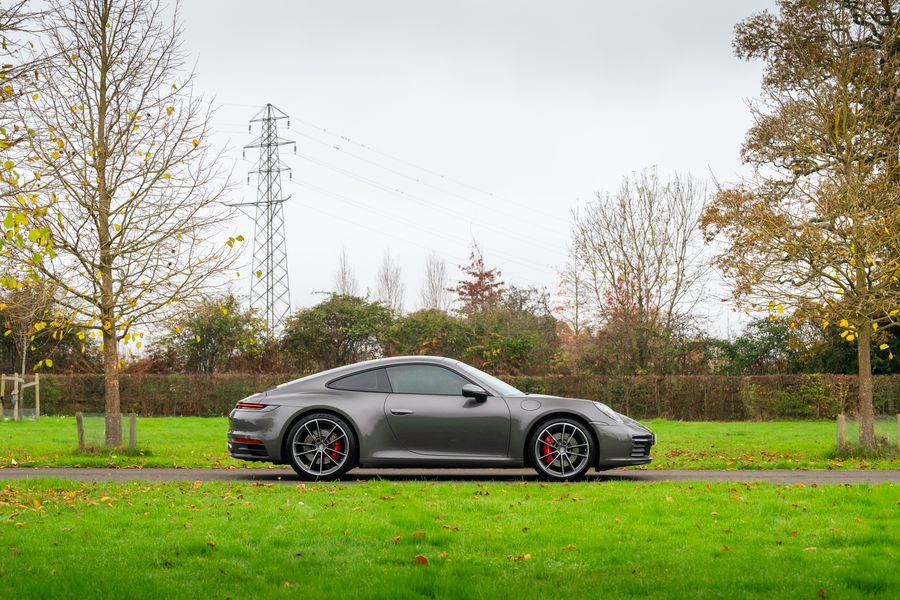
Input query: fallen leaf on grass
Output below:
<box><xmin>413</xmin><ymin>555</ymin><xmax>430</xmax><ymax>566</ymax></box>
<box><xmin>442</xmin><ymin>524</ymin><xmax>459</xmax><ymax>532</ymax></box>
<box><xmin>561</xmin><ymin>544</ymin><xmax>576</xmax><ymax>551</ymax></box>
<box><xmin>804</xmin><ymin>547</ymin><xmax>817</xmax><ymax>552</ymax></box>
<box><xmin>817</xmin><ymin>589</ymin><xmax>826</xmax><ymax>598</ymax></box>
<box><xmin>283</xmin><ymin>580</ymin><xmax>296</xmax><ymax>588</ymax></box>
<box><xmin>206</xmin><ymin>540</ymin><xmax>216</xmax><ymax>548</ymax></box>
<box><xmin>413</xmin><ymin>531</ymin><xmax>425</xmax><ymax>538</ymax></box>
<box><xmin>790</xmin><ymin>531</ymin><xmax>798</xmax><ymax>537</ymax></box>
<box><xmin>508</xmin><ymin>553</ymin><xmax>532</xmax><ymax>561</ymax></box>
<box><xmin>391</xmin><ymin>535</ymin><xmax>401</xmax><ymax>544</ymax></box>
<box><xmin>721</xmin><ymin>545</ymin><xmax>730</xmax><ymax>552</ymax></box>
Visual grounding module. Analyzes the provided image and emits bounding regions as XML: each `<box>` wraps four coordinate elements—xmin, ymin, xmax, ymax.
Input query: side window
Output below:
<box><xmin>385</xmin><ymin>365</ymin><xmax>468</xmax><ymax>396</ymax></box>
<box><xmin>329</xmin><ymin>368</ymin><xmax>392</xmax><ymax>393</ymax></box>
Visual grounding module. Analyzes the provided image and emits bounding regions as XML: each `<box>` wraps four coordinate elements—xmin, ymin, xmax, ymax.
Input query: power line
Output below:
<box><xmin>213</xmin><ymin>102</ymin><xmax>571</xmax><ymax>226</ymax></box>
<box><xmin>285</xmin><ymin>126</ymin><xmax>570</xmax><ymax>233</ymax></box>
<box><xmin>288</xmin><ymin>179</ymin><xmax>558</xmax><ymax>285</ymax></box>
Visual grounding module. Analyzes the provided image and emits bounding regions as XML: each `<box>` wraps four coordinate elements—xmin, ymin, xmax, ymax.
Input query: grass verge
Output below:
<box><xmin>1</xmin><ymin>416</ymin><xmax>898</xmax><ymax>469</ymax></box>
<box><xmin>0</xmin><ymin>479</ymin><xmax>897</xmax><ymax>598</ymax></box>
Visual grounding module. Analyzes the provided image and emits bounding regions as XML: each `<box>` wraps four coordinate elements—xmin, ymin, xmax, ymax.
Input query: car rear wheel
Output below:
<box><xmin>528</xmin><ymin>418</ymin><xmax>594</xmax><ymax>481</ymax></box>
<box><xmin>286</xmin><ymin>413</ymin><xmax>356</xmax><ymax>481</ymax></box>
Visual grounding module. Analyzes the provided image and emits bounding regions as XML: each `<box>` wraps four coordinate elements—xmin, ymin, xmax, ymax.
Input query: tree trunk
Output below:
<box><xmin>97</xmin><ymin>2</ymin><xmax>119</xmax><ymax>447</ymax></box>
<box><xmin>857</xmin><ymin>324</ymin><xmax>875</xmax><ymax>448</ymax></box>
<box><xmin>103</xmin><ymin>326</ymin><xmax>121</xmax><ymax>446</ymax></box>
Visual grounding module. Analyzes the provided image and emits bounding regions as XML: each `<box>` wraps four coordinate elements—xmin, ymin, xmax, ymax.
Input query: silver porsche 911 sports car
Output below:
<box><xmin>228</xmin><ymin>356</ymin><xmax>655</xmax><ymax>481</ymax></box>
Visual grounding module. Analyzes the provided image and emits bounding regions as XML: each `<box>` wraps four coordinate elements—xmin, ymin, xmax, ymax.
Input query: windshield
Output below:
<box><xmin>456</xmin><ymin>363</ymin><xmax>524</xmax><ymax>396</ymax></box>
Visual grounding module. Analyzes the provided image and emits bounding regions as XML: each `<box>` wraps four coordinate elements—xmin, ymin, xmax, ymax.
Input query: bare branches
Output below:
<box><xmin>420</xmin><ymin>252</ymin><xmax>450</xmax><ymax>311</ymax></box>
<box><xmin>5</xmin><ymin>0</ymin><xmax>237</xmax><ymax>444</ymax></box>
<box><xmin>375</xmin><ymin>249</ymin><xmax>405</xmax><ymax>315</ymax></box>
<box><xmin>568</xmin><ymin>169</ymin><xmax>709</xmax><ymax>373</ymax></box>
<box><xmin>333</xmin><ymin>245</ymin><xmax>359</xmax><ymax>297</ymax></box>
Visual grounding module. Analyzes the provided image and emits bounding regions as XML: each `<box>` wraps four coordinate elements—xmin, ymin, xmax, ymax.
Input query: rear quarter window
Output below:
<box><xmin>328</xmin><ymin>368</ymin><xmax>392</xmax><ymax>393</ymax></box>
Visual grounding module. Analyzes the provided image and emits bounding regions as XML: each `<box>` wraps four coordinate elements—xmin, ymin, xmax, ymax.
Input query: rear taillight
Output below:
<box><xmin>235</xmin><ymin>402</ymin><xmax>267</xmax><ymax>410</ymax></box>
<box><xmin>232</xmin><ymin>437</ymin><xmax>264</xmax><ymax>444</ymax></box>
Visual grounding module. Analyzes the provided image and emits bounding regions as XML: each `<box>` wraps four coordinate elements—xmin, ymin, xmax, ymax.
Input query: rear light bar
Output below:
<box><xmin>235</xmin><ymin>402</ymin><xmax>267</xmax><ymax>410</ymax></box>
<box><xmin>232</xmin><ymin>437</ymin><xmax>264</xmax><ymax>445</ymax></box>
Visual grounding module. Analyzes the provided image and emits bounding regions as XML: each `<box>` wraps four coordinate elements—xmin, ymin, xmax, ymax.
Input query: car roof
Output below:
<box><xmin>272</xmin><ymin>356</ymin><xmax>457</xmax><ymax>391</ymax></box>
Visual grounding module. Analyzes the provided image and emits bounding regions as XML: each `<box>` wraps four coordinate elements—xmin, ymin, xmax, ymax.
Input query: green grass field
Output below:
<box><xmin>0</xmin><ymin>479</ymin><xmax>897</xmax><ymax>598</ymax></box>
<box><xmin>1</xmin><ymin>416</ymin><xmax>898</xmax><ymax>469</ymax></box>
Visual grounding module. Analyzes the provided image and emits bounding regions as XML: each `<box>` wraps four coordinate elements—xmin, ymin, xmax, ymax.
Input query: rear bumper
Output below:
<box><xmin>228</xmin><ymin>406</ymin><xmax>285</xmax><ymax>463</ymax></box>
<box><xmin>590</xmin><ymin>422</ymin><xmax>656</xmax><ymax>469</ymax></box>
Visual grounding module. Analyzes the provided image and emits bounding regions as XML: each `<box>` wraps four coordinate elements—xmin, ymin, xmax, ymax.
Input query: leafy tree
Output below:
<box><xmin>717</xmin><ymin>317</ymin><xmax>807</xmax><ymax>375</ymax></box>
<box><xmin>281</xmin><ymin>294</ymin><xmax>392</xmax><ymax>371</ymax></box>
<box><xmin>0</xmin><ymin>283</ymin><xmax>101</xmax><ymax>374</ymax></box>
<box><xmin>387</xmin><ymin>309</ymin><xmax>469</xmax><ymax>358</ymax></box>
<box><xmin>464</xmin><ymin>286</ymin><xmax>560</xmax><ymax>376</ymax></box>
<box><xmin>152</xmin><ymin>295</ymin><xmax>265</xmax><ymax>373</ymax></box>
<box><xmin>0</xmin><ymin>2</ymin><xmax>52</xmax><ymax>285</ymax></box>
<box><xmin>9</xmin><ymin>0</ymin><xmax>237</xmax><ymax>445</ymax></box>
<box><xmin>701</xmin><ymin>0</ymin><xmax>899</xmax><ymax>446</ymax></box>
<box><xmin>450</xmin><ymin>243</ymin><xmax>504</xmax><ymax>314</ymax></box>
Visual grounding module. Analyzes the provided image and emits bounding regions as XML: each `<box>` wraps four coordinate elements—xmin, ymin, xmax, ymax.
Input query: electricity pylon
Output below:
<box><xmin>235</xmin><ymin>103</ymin><xmax>296</xmax><ymax>336</ymax></box>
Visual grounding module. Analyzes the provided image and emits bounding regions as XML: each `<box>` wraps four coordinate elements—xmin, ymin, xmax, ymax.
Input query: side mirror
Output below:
<box><xmin>461</xmin><ymin>383</ymin><xmax>488</xmax><ymax>402</ymax></box>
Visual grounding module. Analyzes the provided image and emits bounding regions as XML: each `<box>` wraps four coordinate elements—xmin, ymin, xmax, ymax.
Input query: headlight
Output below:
<box><xmin>593</xmin><ymin>401</ymin><xmax>623</xmax><ymax>423</ymax></box>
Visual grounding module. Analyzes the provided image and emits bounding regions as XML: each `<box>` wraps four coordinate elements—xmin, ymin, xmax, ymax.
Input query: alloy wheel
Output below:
<box><xmin>533</xmin><ymin>421</ymin><xmax>591</xmax><ymax>478</ymax></box>
<box><xmin>291</xmin><ymin>417</ymin><xmax>349</xmax><ymax>477</ymax></box>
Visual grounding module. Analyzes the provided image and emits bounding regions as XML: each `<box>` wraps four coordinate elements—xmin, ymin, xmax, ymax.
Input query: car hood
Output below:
<box><xmin>518</xmin><ymin>394</ymin><xmax>652</xmax><ymax>433</ymax></box>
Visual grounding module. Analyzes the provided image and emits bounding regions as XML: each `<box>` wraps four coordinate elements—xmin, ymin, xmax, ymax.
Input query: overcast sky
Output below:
<box><xmin>181</xmin><ymin>0</ymin><xmax>777</xmax><ymax>337</ymax></box>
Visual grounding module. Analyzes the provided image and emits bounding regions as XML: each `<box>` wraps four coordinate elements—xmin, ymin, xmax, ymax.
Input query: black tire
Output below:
<box><xmin>527</xmin><ymin>417</ymin><xmax>595</xmax><ymax>481</ymax></box>
<box><xmin>285</xmin><ymin>413</ymin><xmax>357</xmax><ymax>481</ymax></box>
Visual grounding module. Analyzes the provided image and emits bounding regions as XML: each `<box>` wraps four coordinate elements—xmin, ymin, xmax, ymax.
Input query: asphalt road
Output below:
<box><xmin>0</xmin><ymin>467</ymin><xmax>897</xmax><ymax>484</ymax></box>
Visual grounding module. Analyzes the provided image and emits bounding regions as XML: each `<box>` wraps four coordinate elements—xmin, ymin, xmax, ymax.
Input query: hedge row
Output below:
<box><xmin>8</xmin><ymin>373</ymin><xmax>900</xmax><ymax>420</ymax></box>
<box><xmin>507</xmin><ymin>374</ymin><xmax>900</xmax><ymax>420</ymax></box>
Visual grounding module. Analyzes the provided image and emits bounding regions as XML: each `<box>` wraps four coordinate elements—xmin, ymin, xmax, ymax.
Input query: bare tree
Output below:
<box><xmin>375</xmin><ymin>249</ymin><xmax>404</xmax><ymax>315</ymax></box>
<box><xmin>419</xmin><ymin>252</ymin><xmax>450</xmax><ymax>311</ymax></box>
<box><xmin>9</xmin><ymin>0</ymin><xmax>236</xmax><ymax>445</ymax></box>
<box><xmin>333</xmin><ymin>245</ymin><xmax>359</xmax><ymax>297</ymax></box>
<box><xmin>570</xmin><ymin>169</ymin><xmax>708</xmax><ymax>373</ymax></box>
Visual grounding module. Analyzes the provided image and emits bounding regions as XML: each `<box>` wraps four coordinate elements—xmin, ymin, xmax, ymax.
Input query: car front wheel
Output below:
<box><xmin>286</xmin><ymin>413</ymin><xmax>356</xmax><ymax>481</ymax></box>
<box><xmin>528</xmin><ymin>418</ymin><xmax>594</xmax><ymax>481</ymax></box>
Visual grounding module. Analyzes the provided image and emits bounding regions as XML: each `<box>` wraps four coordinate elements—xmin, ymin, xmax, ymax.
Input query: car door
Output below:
<box><xmin>383</xmin><ymin>364</ymin><xmax>511</xmax><ymax>457</ymax></box>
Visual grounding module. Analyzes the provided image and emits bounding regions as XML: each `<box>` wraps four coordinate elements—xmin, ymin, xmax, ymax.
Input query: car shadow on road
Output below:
<box><xmin>227</xmin><ymin>470</ymin><xmax>647</xmax><ymax>484</ymax></box>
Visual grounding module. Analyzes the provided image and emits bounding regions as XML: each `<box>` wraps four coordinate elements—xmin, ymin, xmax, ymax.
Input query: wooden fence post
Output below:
<box><xmin>12</xmin><ymin>376</ymin><xmax>19</xmax><ymax>421</ymax></box>
<box><xmin>836</xmin><ymin>414</ymin><xmax>846</xmax><ymax>447</ymax></box>
<box><xmin>128</xmin><ymin>413</ymin><xmax>137</xmax><ymax>452</ymax></box>
<box><xmin>34</xmin><ymin>373</ymin><xmax>40</xmax><ymax>418</ymax></box>
<box><xmin>76</xmin><ymin>412</ymin><xmax>85</xmax><ymax>451</ymax></box>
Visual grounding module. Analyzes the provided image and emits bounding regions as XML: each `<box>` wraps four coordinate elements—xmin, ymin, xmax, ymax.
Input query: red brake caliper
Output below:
<box><xmin>330</xmin><ymin>440</ymin><xmax>342</xmax><ymax>460</ymax></box>
<box><xmin>542</xmin><ymin>435</ymin><xmax>554</xmax><ymax>464</ymax></box>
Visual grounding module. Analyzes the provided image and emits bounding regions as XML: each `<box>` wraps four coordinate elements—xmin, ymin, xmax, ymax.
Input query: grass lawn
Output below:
<box><xmin>0</xmin><ymin>479</ymin><xmax>897</xmax><ymax>598</ymax></box>
<box><xmin>0</xmin><ymin>416</ymin><xmax>898</xmax><ymax>470</ymax></box>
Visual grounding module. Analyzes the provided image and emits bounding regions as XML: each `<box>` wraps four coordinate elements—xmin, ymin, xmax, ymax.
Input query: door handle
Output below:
<box><xmin>390</xmin><ymin>408</ymin><xmax>414</xmax><ymax>415</ymax></box>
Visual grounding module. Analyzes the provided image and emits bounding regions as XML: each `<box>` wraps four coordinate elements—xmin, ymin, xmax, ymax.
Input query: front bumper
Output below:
<box><xmin>590</xmin><ymin>421</ymin><xmax>656</xmax><ymax>469</ymax></box>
